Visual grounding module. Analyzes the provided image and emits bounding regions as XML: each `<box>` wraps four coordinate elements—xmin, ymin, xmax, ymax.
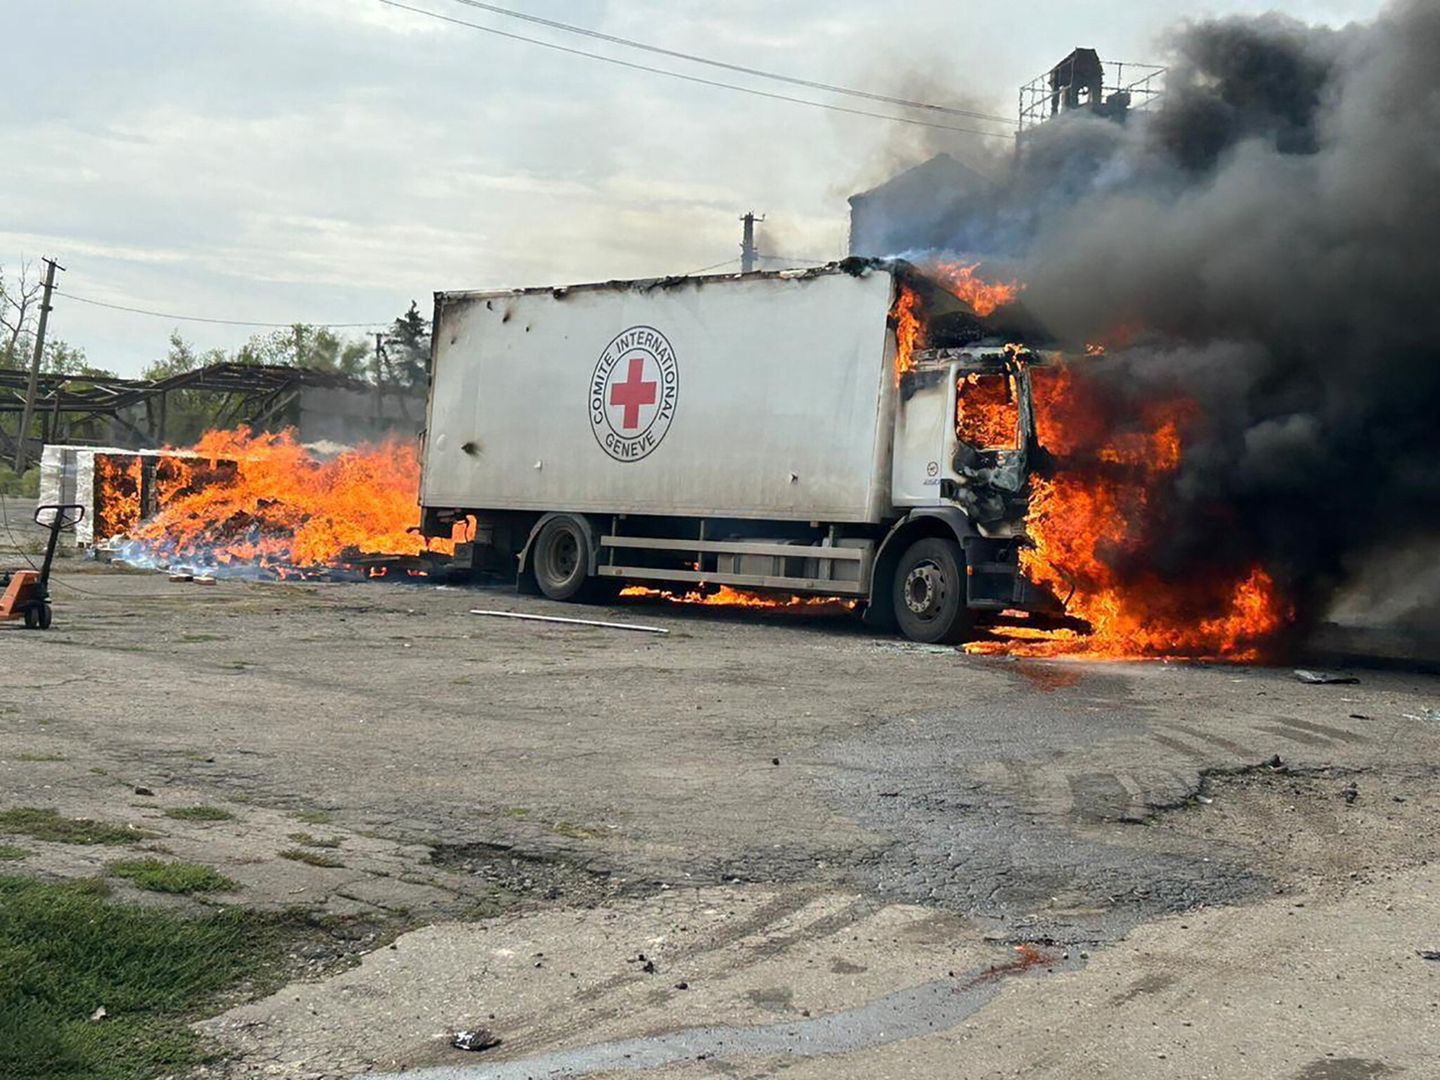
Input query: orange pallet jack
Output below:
<box><xmin>1</xmin><ymin>503</ymin><xmax>84</xmax><ymax>631</ymax></box>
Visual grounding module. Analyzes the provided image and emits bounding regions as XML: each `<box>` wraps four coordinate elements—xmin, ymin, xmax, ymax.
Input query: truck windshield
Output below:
<box><xmin>956</xmin><ymin>372</ymin><xmax>1020</xmax><ymax>450</ymax></box>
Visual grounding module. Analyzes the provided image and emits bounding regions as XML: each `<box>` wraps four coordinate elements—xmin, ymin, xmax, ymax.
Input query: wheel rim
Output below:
<box><xmin>903</xmin><ymin>561</ymin><xmax>948</xmax><ymax>622</ymax></box>
<box><xmin>544</xmin><ymin>530</ymin><xmax>580</xmax><ymax>583</ymax></box>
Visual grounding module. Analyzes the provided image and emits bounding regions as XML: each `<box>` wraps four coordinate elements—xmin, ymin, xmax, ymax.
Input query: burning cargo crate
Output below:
<box><xmin>40</xmin><ymin>431</ymin><xmax>463</xmax><ymax>578</ymax></box>
<box><xmin>39</xmin><ymin>445</ymin><xmax>234</xmax><ymax>549</ymax></box>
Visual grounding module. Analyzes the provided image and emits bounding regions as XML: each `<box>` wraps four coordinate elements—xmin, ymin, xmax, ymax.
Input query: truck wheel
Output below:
<box><xmin>532</xmin><ymin>516</ymin><xmax>592</xmax><ymax>601</ymax></box>
<box><xmin>892</xmin><ymin>538</ymin><xmax>973</xmax><ymax>644</ymax></box>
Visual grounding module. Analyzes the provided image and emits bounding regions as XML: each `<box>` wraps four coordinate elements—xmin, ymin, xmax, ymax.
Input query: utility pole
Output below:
<box><xmin>14</xmin><ymin>257</ymin><xmax>63</xmax><ymax>472</ymax></box>
<box><xmin>373</xmin><ymin>332</ymin><xmax>385</xmax><ymax>423</ymax></box>
<box><xmin>739</xmin><ymin>211</ymin><xmax>765</xmax><ymax>274</ymax></box>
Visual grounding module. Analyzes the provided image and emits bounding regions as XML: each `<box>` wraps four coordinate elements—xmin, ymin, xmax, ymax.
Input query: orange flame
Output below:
<box><xmin>620</xmin><ymin>585</ymin><xmax>855</xmax><ymax>610</ymax></box>
<box><xmin>956</xmin><ymin>371</ymin><xmax>1019</xmax><ymax>449</ymax></box>
<box><xmin>113</xmin><ymin>428</ymin><xmax>453</xmax><ymax>572</ymax></box>
<box><xmin>971</xmin><ymin>360</ymin><xmax>1289</xmax><ymax>661</ymax></box>
<box><xmin>924</xmin><ymin>261</ymin><xmax>1021</xmax><ymax>317</ymax></box>
<box><xmin>93</xmin><ymin>455</ymin><xmax>143</xmax><ymax>541</ymax></box>
<box><xmin>891</xmin><ymin>285</ymin><xmax>923</xmax><ymax>382</ymax></box>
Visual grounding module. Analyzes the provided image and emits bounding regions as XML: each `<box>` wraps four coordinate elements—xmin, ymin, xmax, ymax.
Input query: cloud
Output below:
<box><xmin>1</xmin><ymin>0</ymin><xmax>1386</xmax><ymax>374</ymax></box>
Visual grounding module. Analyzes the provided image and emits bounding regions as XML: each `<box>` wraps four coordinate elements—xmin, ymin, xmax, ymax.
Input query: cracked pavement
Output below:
<box><xmin>1</xmin><ymin>540</ymin><xmax>1438</xmax><ymax>1078</ymax></box>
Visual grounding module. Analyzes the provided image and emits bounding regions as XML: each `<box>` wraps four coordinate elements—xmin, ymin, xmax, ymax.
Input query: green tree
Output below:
<box><xmin>140</xmin><ymin>332</ymin><xmax>231</xmax><ymax>445</ymax></box>
<box><xmin>233</xmin><ymin>325</ymin><xmax>369</xmax><ymax>378</ymax></box>
<box><xmin>385</xmin><ymin>302</ymin><xmax>430</xmax><ymax>388</ymax></box>
<box><xmin>41</xmin><ymin>340</ymin><xmax>113</xmax><ymax>379</ymax></box>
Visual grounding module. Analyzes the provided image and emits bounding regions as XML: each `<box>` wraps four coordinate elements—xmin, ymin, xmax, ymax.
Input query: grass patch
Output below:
<box><xmin>0</xmin><ymin>844</ymin><xmax>29</xmax><ymax>860</ymax></box>
<box><xmin>289</xmin><ymin>809</ymin><xmax>333</xmax><ymax>825</ymax></box>
<box><xmin>109</xmin><ymin>860</ymin><xmax>238</xmax><ymax>895</ymax></box>
<box><xmin>0</xmin><ymin>808</ymin><xmax>144</xmax><ymax>846</ymax></box>
<box><xmin>286</xmin><ymin>832</ymin><xmax>342</xmax><ymax>849</ymax></box>
<box><xmin>0</xmin><ymin>874</ymin><xmax>290</xmax><ymax>1079</ymax></box>
<box><xmin>504</xmin><ymin>807</ymin><xmax>530</xmax><ymax>819</ymax></box>
<box><xmin>163</xmin><ymin>805</ymin><xmax>234</xmax><ymax>823</ymax></box>
<box><xmin>15</xmin><ymin>753</ymin><xmax>66</xmax><ymax>763</ymax></box>
<box><xmin>278</xmin><ymin>848</ymin><xmax>344</xmax><ymax>869</ymax></box>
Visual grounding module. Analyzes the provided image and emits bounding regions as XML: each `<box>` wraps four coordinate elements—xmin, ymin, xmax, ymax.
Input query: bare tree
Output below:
<box><xmin>0</xmin><ymin>260</ymin><xmax>41</xmax><ymax>368</ymax></box>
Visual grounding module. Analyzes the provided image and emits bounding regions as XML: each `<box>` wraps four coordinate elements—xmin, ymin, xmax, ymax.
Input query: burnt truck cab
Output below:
<box><xmin>419</xmin><ymin>258</ymin><xmax>1063</xmax><ymax>645</ymax></box>
<box><xmin>872</xmin><ymin>267</ymin><xmax>1063</xmax><ymax>642</ymax></box>
<box><xmin>878</xmin><ymin>344</ymin><xmax>1061</xmax><ymax>641</ymax></box>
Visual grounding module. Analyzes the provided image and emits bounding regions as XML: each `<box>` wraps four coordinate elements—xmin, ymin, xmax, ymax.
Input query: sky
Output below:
<box><xmin>1</xmin><ymin>0</ymin><xmax>1386</xmax><ymax>376</ymax></box>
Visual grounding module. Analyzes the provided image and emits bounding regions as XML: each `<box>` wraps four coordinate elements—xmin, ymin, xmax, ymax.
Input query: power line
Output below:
<box><xmin>53</xmin><ymin>289</ymin><xmax>384</xmax><ymax>330</ymax></box>
<box><xmin>759</xmin><ymin>254</ymin><xmax>830</xmax><ymax>266</ymax></box>
<box><xmin>684</xmin><ymin>258</ymin><xmax>741</xmax><ymax>276</ymax></box>
<box><xmin>441</xmin><ymin>0</ymin><xmax>1016</xmax><ymax>127</ymax></box>
<box><xmin>375</xmin><ymin>0</ymin><xmax>1014</xmax><ymax>138</ymax></box>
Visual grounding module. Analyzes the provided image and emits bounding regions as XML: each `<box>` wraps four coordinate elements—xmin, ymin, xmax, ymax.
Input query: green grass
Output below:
<box><xmin>286</xmin><ymin>832</ymin><xmax>342</xmax><ymax>849</ymax></box>
<box><xmin>0</xmin><ymin>845</ymin><xmax>29</xmax><ymax>860</ymax></box>
<box><xmin>163</xmin><ymin>806</ymin><xmax>234</xmax><ymax>823</ymax></box>
<box><xmin>278</xmin><ymin>848</ymin><xmax>344</xmax><ymax>869</ymax></box>
<box><xmin>108</xmin><ymin>860</ymin><xmax>238</xmax><ymax>895</ymax></box>
<box><xmin>0</xmin><ymin>808</ymin><xmax>144</xmax><ymax>846</ymax></box>
<box><xmin>289</xmin><ymin>809</ymin><xmax>333</xmax><ymax>825</ymax></box>
<box><xmin>0</xmin><ymin>875</ymin><xmax>286</xmax><ymax>1079</ymax></box>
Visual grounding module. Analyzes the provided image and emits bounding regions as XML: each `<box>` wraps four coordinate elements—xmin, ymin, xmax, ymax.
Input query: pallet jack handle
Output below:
<box><xmin>33</xmin><ymin>504</ymin><xmax>85</xmax><ymax>596</ymax></box>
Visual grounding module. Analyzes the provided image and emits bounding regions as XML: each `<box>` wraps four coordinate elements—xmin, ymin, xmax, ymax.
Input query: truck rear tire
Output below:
<box><xmin>893</xmin><ymin>538</ymin><xmax>973</xmax><ymax>644</ymax></box>
<box><xmin>531</xmin><ymin>516</ymin><xmax>593</xmax><ymax>601</ymax></box>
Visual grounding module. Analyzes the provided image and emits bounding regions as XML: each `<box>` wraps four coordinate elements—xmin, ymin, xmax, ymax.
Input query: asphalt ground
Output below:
<box><xmin>2</xmin><ymin>502</ymin><xmax>1437</xmax><ymax>1078</ymax></box>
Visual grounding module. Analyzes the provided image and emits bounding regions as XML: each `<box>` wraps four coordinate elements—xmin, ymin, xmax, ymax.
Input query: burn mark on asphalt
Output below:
<box><xmin>1295</xmin><ymin>1059</ymin><xmax>1393</xmax><ymax>1080</ymax></box>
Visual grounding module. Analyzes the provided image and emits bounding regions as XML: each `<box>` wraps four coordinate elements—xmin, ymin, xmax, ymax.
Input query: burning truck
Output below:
<box><xmin>417</xmin><ymin>258</ymin><xmax>1067</xmax><ymax>644</ymax></box>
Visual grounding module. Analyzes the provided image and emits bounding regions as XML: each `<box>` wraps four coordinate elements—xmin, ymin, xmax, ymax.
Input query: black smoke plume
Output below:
<box><xmin>891</xmin><ymin>1</ymin><xmax>1440</xmax><ymax>640</ymax></box>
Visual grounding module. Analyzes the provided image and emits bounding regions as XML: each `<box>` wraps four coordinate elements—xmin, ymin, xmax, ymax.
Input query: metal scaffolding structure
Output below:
<box><xmin>1019</xmin><ymin>50</ymin><xmax>1165</xmax><ymax>133</ymax></box>
<box><xmin>0</xmin><ymin>362</ymin><xmax>365</xmax><ymax>460</ymax></box>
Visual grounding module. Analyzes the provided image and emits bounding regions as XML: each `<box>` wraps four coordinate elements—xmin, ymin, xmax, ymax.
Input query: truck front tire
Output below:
<box><xmin>893</xmin><ymin>538</ymin><xmax>973</xmax><ymax>644</ymax></box>
<box><xmin>532</xmin><ymin>516</ymin><xmax>592</xmax><ymax>601</ymax></box>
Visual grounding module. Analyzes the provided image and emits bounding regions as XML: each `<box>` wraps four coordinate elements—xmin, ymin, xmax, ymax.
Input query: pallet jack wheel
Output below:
<box><xmin>23</xmin><ymin>604</ymin><xmax>51</xmax><ymax>631</ymax></box>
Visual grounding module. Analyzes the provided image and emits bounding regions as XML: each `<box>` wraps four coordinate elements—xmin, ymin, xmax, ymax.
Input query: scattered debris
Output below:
<box><xmin>1350</xmin><ymin>713</ymin><xmax>1371</xmax><ymax>720</ymax></box>
<box><xmin>674</xmin><ymin>981</ymin><xmax>689</xmax><ymax>990</ymax></box>
<box><xmin>193</xmin><ymin>576</ymin><xmax>217</xmax><ymax>586</ymax></box>
<box><xmin>452</xmin><ymin>1027</ymin><xmax>502</xmax><ymax>1053</ymax></box>
<box><xmin>470</xmin><ymin>609</ymin><xmax>669</xmax><ymax>635</ymax></box>
<box><xmin>771</xmin><ymin>758</ymin><xmax>781</xmax><ymax>766</ymax></box>
<box><xmin>1265</xmin><ymin>755</ymin><xmax>1285</xmax><ymax>770</ymax></box>
<box><xmin>89</xmin><ymin>1006</ymin><xmax>107</xmax><ymax>1023</ymax></box>
<box><xmin>133</xmin><ymin>786</ymin><xmax>155</xmax><ymax>797</ymax></box>
<box><xmin>642</xmin><ymin>960</ymin><xmax>657</xmax><ymax>974</ymax></box>
<box><xmin>1418</xmin><ymin>950</ymin><xmax>1440</xmax><ymax>963</ymax></box>
<box><xmin>1343</xmin><ymin>782</ymin><xmax>1359</xmax><ymax>805</ymax></box>
<box><xmin>1293</xmin><ymin>669</ymin><xmax>1359</xmax><ymax>685</ymax></box>
<box><xmin>167</xmin><ymin>573</ymin><xmax>193</xmax><ymax>583</ymax></box>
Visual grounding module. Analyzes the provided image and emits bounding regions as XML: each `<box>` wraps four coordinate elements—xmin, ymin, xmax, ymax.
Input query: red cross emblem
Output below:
<box><xmin>590</xmin><ymin>326</ymin><xmax>679</xmax><ymax>463</ymax></box>
<box><xmin>609</xmin><ymin>356</ymin><xmax>658</xmax><ymax>430</ymax></box>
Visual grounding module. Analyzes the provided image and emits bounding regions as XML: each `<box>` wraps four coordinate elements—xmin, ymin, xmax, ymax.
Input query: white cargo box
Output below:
<box><xmin>423</xmin><ymin>266</ymin><xmax>901</xmax><ymax>524</ymax></box>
